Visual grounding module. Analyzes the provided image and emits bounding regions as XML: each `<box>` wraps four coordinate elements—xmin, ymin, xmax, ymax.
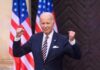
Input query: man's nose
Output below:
<box><xmin>44</xmin><ymin>24</ymin><xmax>47</xmax><ymax>27</ymax></box>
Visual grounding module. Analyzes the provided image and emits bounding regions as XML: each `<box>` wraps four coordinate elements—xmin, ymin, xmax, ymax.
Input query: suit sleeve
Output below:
<box><xmin>13</xmin><ymin>36</ymin><xmax>32</xmax><ymax>57</ymax></box>
<box><xmin>64</xmin><ymin>38</ymin><xmax>81</xmax><ymax>59</ymax></box>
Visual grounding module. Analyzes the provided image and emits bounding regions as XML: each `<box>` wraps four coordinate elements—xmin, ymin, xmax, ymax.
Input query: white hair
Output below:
<box><xmin>40</xmin><ymin>12</ymin><xmax>54</xmax><ymax>20</ymax></box>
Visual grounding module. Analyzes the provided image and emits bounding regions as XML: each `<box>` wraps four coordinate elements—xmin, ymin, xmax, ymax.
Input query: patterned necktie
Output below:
<box><xmin>42</xmin><ymin>35</ymin><xmax>48</xmax><ymax>61</ymax></box>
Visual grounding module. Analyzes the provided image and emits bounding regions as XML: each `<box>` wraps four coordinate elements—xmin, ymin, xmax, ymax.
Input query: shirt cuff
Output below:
<box><xmin>69</xmin><ymin>39</ymin><xmax>76</xmax><ymax>45</ymax></box>
<box><xmin>14</xmin><ymin>37</ymin><xmax>21</xmax><ymax>41</ymax></box>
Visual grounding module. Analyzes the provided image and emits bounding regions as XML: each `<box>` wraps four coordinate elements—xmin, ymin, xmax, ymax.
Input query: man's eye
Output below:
<box><xmin>46</xmin><ymin>22</ymin><xmax>50</xmax><ymax>24</ymax></box>
<box><xmin>42</xmin><ymin>22</ymin><xmax>49</xmax><ymax>24</ymax></box>
<box><xmin>41</xmin><ymin>23</ymin><xmax>45</xmax><ymax>24</ymax></box>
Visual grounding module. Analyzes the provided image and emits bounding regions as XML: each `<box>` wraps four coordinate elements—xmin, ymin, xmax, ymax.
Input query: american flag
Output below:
<box><xmin>9</xmin><ymin>0</ymin><xmax>35</xmax><ymax>70</ymax></box>
<box><xmin>35</xmin><ymin>0</ymin><xmax>58</xmax><ymax>33</ymax></box>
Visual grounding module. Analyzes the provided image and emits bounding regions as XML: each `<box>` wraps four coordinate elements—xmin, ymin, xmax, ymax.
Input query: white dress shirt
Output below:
<box><xmin>42</xmin><ymin>30</ymin><xmax>54</xmax><ymax>58</ymax></box>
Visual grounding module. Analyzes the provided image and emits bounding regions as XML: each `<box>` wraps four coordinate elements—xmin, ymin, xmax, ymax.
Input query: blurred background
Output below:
<box><xmin>1</xmin><ymin>0</ymin><xmax>100</xmax><ymax>70</ymax></box>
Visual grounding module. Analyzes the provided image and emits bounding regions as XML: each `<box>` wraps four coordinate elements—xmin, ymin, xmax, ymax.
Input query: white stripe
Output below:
<box><xmin>35</xmin><ymin>31</ymin><xmax>37</xmax><ymax>34</ymax></box>
<box><xmin>36</xmin><ymin>16</ymin><xmax>42</xmax><ymax>29</ymax></box>
<box><xmin>36</xmin><ymin>16</ymin><xmax>40</xmax><ymax>25</ymax></box>
<box><xmin>9</xmin><ymin>40</ymin><xmax>13</xmax><ymax>48</ymax></box>
<box><xmin>36</xmin><ymin>16</ymin><xmax>42</xmax><ymax>30</ymax></box>
<box><xmin>13</xmin><ymin>62</ymin><xmax>16</xmax><ymax>70</ymax></box>
<box><xmin>21</xmin><ymin>56</ymin><xmax>34</xmax><ymax>70</ymax></box>
<box><xmin>29</xmin><ymin>52</ymin><xmax>33</xmax><ymax>58</ymax></box>
<box><xmin>12</xmin><ymin>12</ymin><xmax>19</xmax><ymax>25</ymax></box>
<box><xmin>21</xmin><ymin>35</ymin><xmax>27</xmax><ymax>44</ymax></box>
<box><xmin>10</xmin><ymin>25</ymin><xmax>16</xmax><ymax>37</ymax></box>
<box><xmin>21</xmin><ymin>21</ymin><xmax>32</xmax><ymax>37</ymax></box>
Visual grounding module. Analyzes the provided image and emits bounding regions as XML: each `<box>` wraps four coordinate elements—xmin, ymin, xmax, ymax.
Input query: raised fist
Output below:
<box><xmin>16</xmin><ymin>28</ymin><xmax>24</xmax><ymax>38</ymax></box>
<box><xmin>68</xmin><ymin>30</ymin><xmax>75</xmax><ymax>41</ymax></box>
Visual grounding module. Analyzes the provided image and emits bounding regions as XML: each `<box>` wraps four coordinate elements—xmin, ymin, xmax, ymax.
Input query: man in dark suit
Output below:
<box><xmin>13</xmin><ymin>12</ymin><xmax>81</xmax><ymax>70</ymax></box>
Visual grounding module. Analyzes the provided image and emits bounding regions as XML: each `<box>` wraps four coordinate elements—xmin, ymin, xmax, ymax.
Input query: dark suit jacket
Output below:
<box><xmin>13</xmin><ymin>32</ymin><xmax>81</xmax><ymax>70</ymax></box>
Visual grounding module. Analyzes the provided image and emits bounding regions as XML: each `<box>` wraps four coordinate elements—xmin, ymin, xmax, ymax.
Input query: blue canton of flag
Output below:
<box><xmin>37</xmin><ymin>0</ymin><xmax>53</xmax><ymax>16</ymax></box>
<box><xmin>12</xmin><ymin>0</ymin><xmax>28</xmax><ymax>24</ymax></box>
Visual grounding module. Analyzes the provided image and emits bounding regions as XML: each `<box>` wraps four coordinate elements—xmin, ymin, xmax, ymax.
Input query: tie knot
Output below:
<box><xmin>45</xmin><ymin>35</ymin><xmax>49</xmax><ymax>39</ymax></box>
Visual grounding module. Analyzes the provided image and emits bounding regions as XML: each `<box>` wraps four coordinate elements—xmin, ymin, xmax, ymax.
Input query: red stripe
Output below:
<box><xmin>11</xmin><ymin>19</ymin><xmax>19</xmax><ymax>30</ymax></box>
<box><xmin>23</xmin><ymin>30</ymin><xmax>30</xmax><ymax>40</ymax></box>
<box><xmin>26</xmin><ymin>54</ymin><xmax>35</xmax><ymax>67</ymax></box>
<box><xmin>26</xmin><ymin>17</ymin><xmax>31</xmax><ymax>27</ymax></box>
<box><xmin>21</xmin><ymin>60</ymin><xmax>28</xmax><ymax>70</ymax></box>
<box><xmin>9</xmin><ymin>47</ymin><xmax>13</xmax><ymax>56</ymax></box>
<box><xmin>20</xmin><ymin>25</ymin><xmax>30</xmax><ymax>40</ymax></box>
<box><xmin>14</xmin><ymin>57</ymin><xmax>21</xmax><ymax>70</ymax></box>
<box><xmin>10</xmin><ymin>33</ymin><xmax>14</xmax><ymax>41</ymax></box>
<box><xmin>35</xmin><ymin>23</ymin><xmax>42</xmax><ymax>32</ymax></box>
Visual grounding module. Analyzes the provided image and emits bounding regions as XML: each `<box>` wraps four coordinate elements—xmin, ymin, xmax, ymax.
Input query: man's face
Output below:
<box><xmin>40</xmin><ymin>14</ymin><xmax>54</xmax><ymax>35</ymax></box>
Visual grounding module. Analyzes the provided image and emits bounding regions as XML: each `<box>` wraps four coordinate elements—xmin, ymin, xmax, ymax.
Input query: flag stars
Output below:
<box><xmin>13</xmin><ymin>0</ymin><xmax>28</xmax><ymax>23</ymax></box>
<box><xmin>14</xmin><ymin>2</ymin><xmax>17</xmax><ymax>6</ymax></box>
<box><xmin>22</xmin><ymin>3</ymin><xmax>25</xmax><ymax>6</ymax></box>
<box><xmin>21</xmin><ymin>14</ymin><xmax>24</xmax><ymax>17</ymax></box>
<box><xmin>43</xmin><ymin>5</ymin><xmax>46</xmax><ymax>9</ymax></box>
<box><xmin>38</xmin><ymin>10</ymin><xmax>41</xmax><ymax>14</ymax></box>
<box><xmin>43</xmin><ymin>0</ymin><xmax>46</xmax><ymax>3</ymax></box>
<box><xmin>37</xmin><ymin>0</ymin><xmax>53</xmax><ymax>16</ymax></box>
<box><xmin>13</xmin><ymin>2</ymin><xmax>17</xmax><ymax>12</ymax></box>
<box><xmin>14</xmin><ymin>8</ymin><xmax>17</xmax><ymax>12</ymax></box>
<box><xmin>22</xmin><ymin>8</ymin><xmax>25</xmax><ymax>12</ymax></box>
<box><xmin>47</xmin><ymin>2</ymin><xmax>50</xmax><ymax>6</ymax></box>
<box><xmin>38</xmin><ymin>5</ymin><xmax>41</xmax><ymax>9</ymax></box>
<box><xmin>39</xmin><ymin>0</ymin><xmax>42</xmax><ymax>2</ymax></box>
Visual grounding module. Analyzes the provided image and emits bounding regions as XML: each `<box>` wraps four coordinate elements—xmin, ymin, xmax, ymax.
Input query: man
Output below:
<box><xmin>13</xmin><ymin>12</ymin><xmax>81</xmax><ymax>70</ymax></box>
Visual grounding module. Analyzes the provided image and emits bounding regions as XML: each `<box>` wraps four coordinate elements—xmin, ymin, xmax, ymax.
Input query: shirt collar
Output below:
<box><xmin>43</xmin><ymin>30</ymin><xmax>54</xmax><ymax>39</ymax></box>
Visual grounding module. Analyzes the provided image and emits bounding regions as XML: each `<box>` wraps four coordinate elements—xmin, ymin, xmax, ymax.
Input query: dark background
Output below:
<box><xmin>31</xmin><ymin>0</ymin><xmax>100</xmax><ymax>70</ymax></box>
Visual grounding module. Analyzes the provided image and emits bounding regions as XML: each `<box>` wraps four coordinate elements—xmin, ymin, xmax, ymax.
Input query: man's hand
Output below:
<box><xmin>16</xmin><ymin>28</ymin><xmax>24</xmax><ymax>38</ymax></box>
<box><xmin>68</xmin><ymin>30</ymin><xmax>75</xmax><ymax>41</ymax></box>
